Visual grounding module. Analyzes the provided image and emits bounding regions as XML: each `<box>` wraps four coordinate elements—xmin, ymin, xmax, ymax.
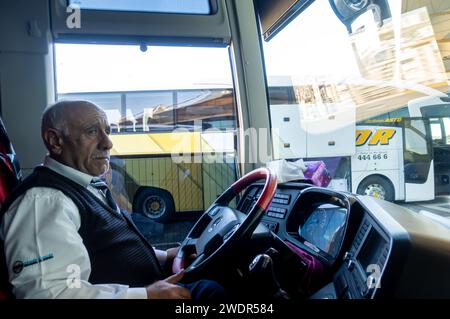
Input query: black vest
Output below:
<box><xmin>1</xmin><ymin>166</ymin><xmax>163</xmax><ymax>287</ymax></box>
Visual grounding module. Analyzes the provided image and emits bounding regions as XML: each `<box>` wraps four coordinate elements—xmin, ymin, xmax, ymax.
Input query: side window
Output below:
<box><xmin>430</xmin><ymin>118</ymin><xmax>444</xmax><ymax>145</ymax></box>
<box><xmin>127</xmin><ymin>92</ymin><xmax>175</xmax><ymax>132</ymax></box>
<box><xmin>430</xmin><ymin>117</ymin><xmax>450</xmax><ymax>146</ymax></box>
<box><xmin>444</xmin><ymin>118</ymin><xmax>450</xmax><ymax>145</ymax></box>
<box><xmin>176</xmin><ymin>89</ymin><xmax>236</xmax><ymax>130</ymax></box>
<box><xmin>55</xmin><ymin>43</ymin><xmax>238</xmax><ymax>246</ymax></box>
<box><xmin>404</xmin><ymin>120</ymin><xmax>429</xmax><ymax>156</ymax></box>
<box><xmin>404</xmin><ymin>119</ymin><xmax>432</xmax><ymax>183</ymax></box>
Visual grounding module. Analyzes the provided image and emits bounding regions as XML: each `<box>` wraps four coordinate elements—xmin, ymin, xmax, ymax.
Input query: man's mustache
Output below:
<box><xmin>93</xmin><ymin>154</ymin><xmax>110</xmax><ymax>160</ymax></box>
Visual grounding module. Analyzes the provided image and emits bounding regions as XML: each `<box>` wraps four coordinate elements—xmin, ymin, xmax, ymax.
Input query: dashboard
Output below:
<box><xmin>237</xmin><ymin>182</ymin><xmax>450</xmax><ymax>299</ymax></box>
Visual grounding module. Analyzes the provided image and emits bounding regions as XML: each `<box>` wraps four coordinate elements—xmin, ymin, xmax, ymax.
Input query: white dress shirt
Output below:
<box><xmin>0</xmin><ymin>156</ymin><xmax>167</xmax><ymax>299</ymax></box>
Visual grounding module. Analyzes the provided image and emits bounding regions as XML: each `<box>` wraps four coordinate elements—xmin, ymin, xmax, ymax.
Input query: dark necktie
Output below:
<box><xmin>90</xmin><ymin>178</ymin><xmax>119</xmax><ymax>213</ymax></box>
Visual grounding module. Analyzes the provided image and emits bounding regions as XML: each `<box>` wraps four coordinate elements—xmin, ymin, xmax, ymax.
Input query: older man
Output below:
<box><xmin>0</xmin><ymin>101</ymin><xmax>223</xmax><ymax>299</ymax></box>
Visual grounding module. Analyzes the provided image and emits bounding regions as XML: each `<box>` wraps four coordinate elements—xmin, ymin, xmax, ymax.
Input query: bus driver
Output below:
<box><xmin>0</xmin><ymin>100</ymin><xmax>225</xmax><ymax>299</ymax></box>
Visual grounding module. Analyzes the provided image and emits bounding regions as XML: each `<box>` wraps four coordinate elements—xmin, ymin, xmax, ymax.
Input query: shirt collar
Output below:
<box><xmin>43</xmin><ymin>155</ymin><xmax>95</xmax><ymax>188</ymax></box>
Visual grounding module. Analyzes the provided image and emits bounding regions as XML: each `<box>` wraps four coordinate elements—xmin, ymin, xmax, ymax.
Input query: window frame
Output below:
<box><xmin>51</xmin><ymin>0</ymin><xmax>230</xmax><ymax>47</ymax></box>
<box><xmin>67</xmin><ymin>0</ymin><xmax>215</xmax><ymax>15</ymax></box>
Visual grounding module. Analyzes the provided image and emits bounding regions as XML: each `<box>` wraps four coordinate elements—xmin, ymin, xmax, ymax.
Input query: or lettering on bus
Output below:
<box><xmin>356</xmin><ymin>129</ymin><xmax>396</xmax><ymax>146</ymax></box>
<box><xmin>368</xmin><ymin>129</ymin><xmax>396</xmax><ymax>146</ymax></box>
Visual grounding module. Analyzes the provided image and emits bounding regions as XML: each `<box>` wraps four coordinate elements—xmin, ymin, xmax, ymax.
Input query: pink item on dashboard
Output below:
<box><xmin>303</xmin><ymin>161</ymin><xmax>331</xmax><ymax>187</ymax></box>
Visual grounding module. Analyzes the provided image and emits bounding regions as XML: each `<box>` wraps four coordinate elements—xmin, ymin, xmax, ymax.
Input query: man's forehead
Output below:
<box><xmin>70</xmin><ymin>102</ymin><xmax>104</xmax><ymax>116</ymax></box>
<box><xmin>67</xmin><ymin>103</ymin><xmax>107</xmax><ymax>125</ymax></box>
<box><xmin>77</xmin><ymin>102</ymin><xmax>102</xmax><ymax>113</ymax></box>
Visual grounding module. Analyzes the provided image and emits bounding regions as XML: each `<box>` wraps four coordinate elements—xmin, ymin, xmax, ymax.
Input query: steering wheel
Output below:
<box><xmin>172</xmin><ymin>167</ymin><xmax>277</xmax><ymax>280</ymax></box>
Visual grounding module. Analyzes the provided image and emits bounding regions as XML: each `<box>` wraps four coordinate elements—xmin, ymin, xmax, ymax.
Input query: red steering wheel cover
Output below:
<box><xmin>231</xmin><ymin>167</ymin><xmax>277</xmax><ymax>211</ymax></box>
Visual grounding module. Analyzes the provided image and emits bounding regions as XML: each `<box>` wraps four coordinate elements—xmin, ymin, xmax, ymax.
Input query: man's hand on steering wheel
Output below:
<box><xmin>165</xmin><ymin>246</ymin><xmax>197</xmax><ymax>274</ymax></box>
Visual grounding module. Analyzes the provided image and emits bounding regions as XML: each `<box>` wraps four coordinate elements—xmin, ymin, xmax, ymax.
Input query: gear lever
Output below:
<box><xmin>248</xmin><ymin>254</ymin><xmax>289</xmax><ymax>299</ymax></box>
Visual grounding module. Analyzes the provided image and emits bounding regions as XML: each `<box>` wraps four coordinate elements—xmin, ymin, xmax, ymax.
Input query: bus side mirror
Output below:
<box><xmin>328</xmin><ymin>0</ymin><xmax>391</xmax><ymax>33</ymax></box>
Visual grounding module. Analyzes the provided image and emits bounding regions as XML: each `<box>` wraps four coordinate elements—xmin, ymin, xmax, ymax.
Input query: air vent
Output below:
<box><xmin>353</xmin><ymin>224</ymin><xmax>369</xmax><ymax>249</ymax></box>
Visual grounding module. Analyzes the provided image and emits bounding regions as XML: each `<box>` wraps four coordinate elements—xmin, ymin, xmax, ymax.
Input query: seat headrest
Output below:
<box><xmin>0</xmin><ymin>116</ymin><xmax>22</xmax><ymax>208</ymax></box>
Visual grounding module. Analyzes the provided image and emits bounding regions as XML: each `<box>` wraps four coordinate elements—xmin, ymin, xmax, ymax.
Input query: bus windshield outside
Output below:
<box><xmin>262</xmin><ymin>0</ymin><xmax>450</xmax><ymax>202</ymax></box>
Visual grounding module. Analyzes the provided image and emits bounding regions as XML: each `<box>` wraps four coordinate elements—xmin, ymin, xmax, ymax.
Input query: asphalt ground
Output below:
<box><xmin>399</xmin><ymin>195</ymin><xmax>450</xmax><ymax>218</ymax></box>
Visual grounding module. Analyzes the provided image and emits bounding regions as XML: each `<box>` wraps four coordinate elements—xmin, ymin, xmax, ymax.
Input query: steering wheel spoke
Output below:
<box><xmin>181</xmin><ymin>237</ymin><xmax>198</xmax><ymax>251</ymax></box>
<box><xmin>223</xmin><ymin>223</ymin><xmax>240</xmax><ymax>242</ymax></box>
<box><xmin>186</xmin><ymin>253</ymin><xmax>206</xmax><ymax>271</ymax></box>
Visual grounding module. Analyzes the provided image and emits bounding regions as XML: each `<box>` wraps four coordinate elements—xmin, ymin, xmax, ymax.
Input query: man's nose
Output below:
<box><xmin>99</xmin><ymin>131</ymin><xmax>113</xmax><ymax>150</ymax></box>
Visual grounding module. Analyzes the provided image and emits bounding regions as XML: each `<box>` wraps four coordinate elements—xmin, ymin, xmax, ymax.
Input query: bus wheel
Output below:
<box><xmin>357</xmin><ymin>176</ymin><xmax>395</xmax><ymax>201</ymax></box>
<box><xmin>134</xmin><ymin>188</ymin><xmax>175</xmax><ymax>223</ymax></box>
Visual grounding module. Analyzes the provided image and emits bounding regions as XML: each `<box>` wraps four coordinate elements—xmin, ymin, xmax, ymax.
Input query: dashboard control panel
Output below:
<box><xmin>334</xmin><ymin>216</ymin><xmax>390</xmax><ymax>299</ymax></box>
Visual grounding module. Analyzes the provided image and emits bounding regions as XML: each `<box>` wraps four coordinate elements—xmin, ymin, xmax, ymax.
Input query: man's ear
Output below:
<box><xmin>43</xmin><ymin>129</ymin><xmax>64</xmax><ymax>155</ymax></box>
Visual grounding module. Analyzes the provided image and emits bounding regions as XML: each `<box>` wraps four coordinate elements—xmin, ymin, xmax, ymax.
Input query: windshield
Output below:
<box><xmin>261</xmin><ymin>0</ymin><xmax>450</xmax><ymax>203</ymax></box>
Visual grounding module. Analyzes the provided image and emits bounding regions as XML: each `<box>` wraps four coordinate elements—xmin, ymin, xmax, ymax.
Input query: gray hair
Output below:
<box><xmin>41</xmin><ymin>100</ymin><xmax>101</xmax><ymax>136</ymax></box>
<box><xmin>41</xmin><ymin>101</ymin><xmax>72</xmax><ymax>137</ymax></box>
